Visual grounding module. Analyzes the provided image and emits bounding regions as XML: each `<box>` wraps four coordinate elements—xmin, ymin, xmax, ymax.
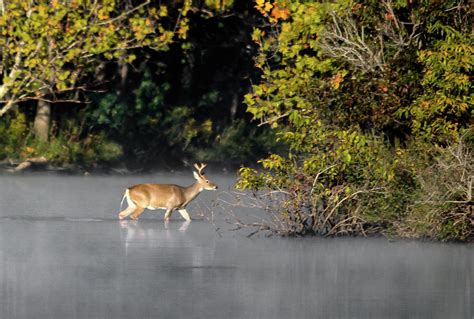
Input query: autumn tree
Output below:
<box><xmin>0</xmin><ymin>0</ymin><xmax>191</xmax><ymax>140</ymax></box>
<box><xmin>236</xmin><ymin>0</ymin><xmax>473</xmax><ymax>240</ymax></box>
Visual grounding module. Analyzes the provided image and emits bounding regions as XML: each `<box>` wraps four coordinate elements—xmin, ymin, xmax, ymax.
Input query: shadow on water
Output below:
<box><xmin>0</xmin><ymin>174</ymin><xmax>472</xmax><ymax>319</ymax></box>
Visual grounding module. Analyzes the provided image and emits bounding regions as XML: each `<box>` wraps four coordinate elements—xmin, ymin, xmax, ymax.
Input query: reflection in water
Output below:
<box><xmin>168</xmin><ymin>220</ymin><xmax>191</xmax><ymax>232</ymax></box>
<box><xmin>0</xmin><ymin>175</ymin><xmax>472</xmax><ymax>319</ymax></box>
<box><xmin>119</xmin><ymin>220</ymin><xmax>191</xmax><ymax>254</ymax></box>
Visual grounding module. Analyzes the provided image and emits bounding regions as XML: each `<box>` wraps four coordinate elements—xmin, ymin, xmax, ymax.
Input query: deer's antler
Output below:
<box><xmin>194</xmin><ymin>163</ymin><xmax>207</xmax><ymax>176</ymax></box>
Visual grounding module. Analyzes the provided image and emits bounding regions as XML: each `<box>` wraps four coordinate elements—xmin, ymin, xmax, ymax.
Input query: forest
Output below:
<box><xmin>0</xmin><ymin>0</ymin><xmax>472</xmax><ymax>241</ymax></box>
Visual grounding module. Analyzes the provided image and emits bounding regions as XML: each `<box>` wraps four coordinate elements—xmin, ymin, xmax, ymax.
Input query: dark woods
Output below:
<box><xmin>0</xmin><ymin>0</ymin><xmax>274</xmax><ymax>170</ymax></box>
<box><xmin>89</xmin><ymin>1</ymin><xmax>269</xmax><ymax>169</ymax></box>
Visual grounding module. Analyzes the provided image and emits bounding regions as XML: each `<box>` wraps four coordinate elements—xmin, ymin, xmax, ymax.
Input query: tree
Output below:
<box><xmin>0</xmin><ymin>0</ymin><xmax>191</xmax><ymax>139</ymax></box>
<box><xmin>236</xmin><ymin>0</ymin><xmax>473</xmax><ymax>240</ymax></box>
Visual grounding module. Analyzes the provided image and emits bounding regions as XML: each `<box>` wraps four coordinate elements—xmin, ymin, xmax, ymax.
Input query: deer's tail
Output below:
<box><xmin>120</xmin><ymin>189</ymin><xmax>129</xmax><ymax>211</ymax></box>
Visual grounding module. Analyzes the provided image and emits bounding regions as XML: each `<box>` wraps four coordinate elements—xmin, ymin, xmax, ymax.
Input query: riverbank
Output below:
<box><xmin>0</xmin><ymin>158</ymin><xmax>238</xmax><ymax>175</ymax></box>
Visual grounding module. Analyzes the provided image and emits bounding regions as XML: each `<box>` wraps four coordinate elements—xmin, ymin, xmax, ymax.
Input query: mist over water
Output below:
<box><xmin>0</xmin><ymin>174</ymin><xmax>472</xmax><ymax>319</ymax></box>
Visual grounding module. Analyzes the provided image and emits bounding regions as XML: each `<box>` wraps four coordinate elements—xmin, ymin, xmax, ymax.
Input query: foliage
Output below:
<box><xmin>236</xmin><ymin>0</ymin><xmax>473</xmax><ymax>240</ymax></box>
<box><xmin>236</xmin><ymin>129</ymin><xmax>412</xmax><ymax>236</ymax></box>
<box><xmin>0</xmin><ymin>0</ymin><xmax>191</xmax><ymax>114</ymax></box>
<box><xmin>399</xmin><ymin>135</ymin><xmax>473</xmax><ymax>241</ymax></box>
<box><xmin>195</xmin><ymin>119</ymin><xmax>279</xmax><ymax>163</ymax></box>
<box><xmin>89</xmin><ymin>71</ymin><xmax>214</xmax><ymax>165</ymax></box>
<box><xmin>0</xmin><ymin>110</ymin><xmax>122</xmax><ymax>166</ymax></box>
<box><xmin>0</xmin><ymin>110</ymin><xmax>28</xmax><ymax>159</ymax></box>
<box><xmin>90</xmin><ymin>70</ymin><xmax>277</xmax><ymax>166</ymax></box>
<box><xmin>397</xmin><ymin>23</ymin><xmax>473</xmax><ymax>141</ymax></box>
<box><xmin>0</xmin><ymin>0</ymin><xmax>275</xmax><ymax>169</ymax></box>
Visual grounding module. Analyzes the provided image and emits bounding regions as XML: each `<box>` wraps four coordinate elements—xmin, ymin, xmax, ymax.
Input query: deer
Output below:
<box><xmin>118</xmin><ymin>163</ymin><xmax>218</xmax><ymax>221</ymax></box>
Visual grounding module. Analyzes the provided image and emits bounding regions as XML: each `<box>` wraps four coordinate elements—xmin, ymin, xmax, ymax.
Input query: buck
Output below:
<box><xmin>118</xmin><ymin>163</ymin><xmax>217</xmax><ymax>221</ymax></box>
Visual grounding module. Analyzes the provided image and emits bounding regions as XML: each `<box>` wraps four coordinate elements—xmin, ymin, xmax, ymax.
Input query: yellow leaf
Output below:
<box><xmin>459</xmin><ymin>103</ymin><xmax>468</xmax><ymax>112</ymax></box>
<box><xmin>159</xmin><ymin>6</ymin><xmax>168</xmax><ymax>17</ymax></box>
<box><xmin>264</xmin><ymin>2</ymin><xmax>273</xmax><ymax>11</ymax></box>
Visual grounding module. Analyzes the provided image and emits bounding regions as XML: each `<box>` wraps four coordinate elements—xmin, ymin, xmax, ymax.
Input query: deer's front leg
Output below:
<box><xmin>178</xmin><ymin>209</ymin><xmax>191</xmax><ymax>221</ymax></box>
<box><xmin>164</xmin><ymin>209</ymin><xmax>173</xmax><ymax>221</ymax></box>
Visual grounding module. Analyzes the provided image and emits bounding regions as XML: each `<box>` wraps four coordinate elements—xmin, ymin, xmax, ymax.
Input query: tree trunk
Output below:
<box><xmin>180</xmin><ymin>52</ymin><xmax>194</xmax><ymax>105</ymax></box>
<box><xmin>33</xmin><ymin>99</ymin><xmax>50</xmax><ymax>141</ymax></box>
<box><xmin>117</xmin><ymin>54</ymin><xmax>129</xmax><ymax>99</ymax></box>
<box><xmin>33</xmin><ymin>37</ymin><xmax>54</xmax><ymax>141</ymax></box>
<box><xmin>230</xmin><ymin>90</ymin><xmax>238</xmax><ymax>122</ymax></box>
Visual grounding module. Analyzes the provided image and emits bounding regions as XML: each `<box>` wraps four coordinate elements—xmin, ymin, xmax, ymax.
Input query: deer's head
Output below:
<box><xmin>193</xmin><ymin>163</ymin><xmax>218</xmax><ymax>190</ymax></box>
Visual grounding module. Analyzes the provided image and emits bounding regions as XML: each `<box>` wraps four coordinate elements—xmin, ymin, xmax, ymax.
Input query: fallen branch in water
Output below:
<box><xmin>8</xmin><ymin>156</ymin><xmax>48</xmax><ymax>173</ymax></box>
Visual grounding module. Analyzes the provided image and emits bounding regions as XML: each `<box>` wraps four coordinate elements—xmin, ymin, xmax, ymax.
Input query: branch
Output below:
<box><xmin>257</xmin><ymin>112</ymin><xmax>291</xmax><ymax>127</ymax></box>
<box><xmin>0</xmin><ymin>100</ymin><xmax>15</xmax><ymax>117</ymax></box>
<box><xmin>321</xmin><ymin>187</ymin><xmax>385</xmax><ymax>231</ymax></box>
<box><xmin>310</xmin><ymin>165</ymin><xmax>336</xmax><ymax>196</ymax></box>
<box><xmin>320</xmin><ymin>5</ymin><xmax>421</xmax><ymax>72</ymax></box>
<box><xmin>320</xmin><ymin>11</ymin><xmax>385</xmax><ymax>73</ymax></box>
<box><xmin>95</xmin><ymin>1</ymin><xmax>151</xmax><ymax>27</ymax></box>
<box><xmin>0</xmin><ymin>50</ymin><xmax>22</xmax><ymax>101</ymax></box>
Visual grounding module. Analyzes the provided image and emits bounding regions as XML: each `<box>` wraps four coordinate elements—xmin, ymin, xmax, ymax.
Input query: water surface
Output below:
<box><xmin>0</xmin><ymin>174</ymin><xmax>472</xmax><ymax>319</ymax></box>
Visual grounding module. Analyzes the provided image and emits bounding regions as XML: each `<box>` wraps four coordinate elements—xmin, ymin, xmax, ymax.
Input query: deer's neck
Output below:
<box><xmin>183</xmin><ymin>182</ymin><xmax>203</xmax><ymax>205</ymax></box>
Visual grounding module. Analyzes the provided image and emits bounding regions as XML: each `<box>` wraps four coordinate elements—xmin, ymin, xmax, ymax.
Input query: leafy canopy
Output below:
<box><xmin>0</xmin><ymin>0</ymin><xmax>191</xmax><ymax>114</ymax></box>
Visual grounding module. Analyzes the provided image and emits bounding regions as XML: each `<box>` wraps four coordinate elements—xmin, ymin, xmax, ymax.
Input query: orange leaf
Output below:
<box><xmin>331</xmin><ymin>73</ymin><xmax>344</xmax><ymax>89</ymax></box>
<box><xmin>385</xmin><ymin>13</ymin><xmax>394</xmax><ymax>21</ymax></box>
<box><xmin>351</xmin><ymin>4</ymin><xmax>362</xmax><ymax>12</ymax></box>
<box><xmin>271</xmin><ymin>6</ymin><xmax>290</xmax><ymax>20</ymax></box>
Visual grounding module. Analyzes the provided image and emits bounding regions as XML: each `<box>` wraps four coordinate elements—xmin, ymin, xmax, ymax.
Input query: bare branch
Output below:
<box><xmin>320</xmin><ymin>11</ymin><xmax>385</xmax><ymax>73</ymax></box>
<box><xmin>320</xmin><ymin>4</ymin><xmax>421</xmax><ymax>73</ymax></box>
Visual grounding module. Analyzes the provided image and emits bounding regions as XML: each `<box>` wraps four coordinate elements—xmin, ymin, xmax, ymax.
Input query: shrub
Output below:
<box><xmin>0</xmin><ymin>111</ymin><xmax>28</xmax><ymax>160</ymax></box>
<box><xmin>234</xmin><ymin>0</ymin><xmax>473</xmax><ymax>241</ymax></box>
<box><xmin>399</xmin><ymin>134</ymin><xmax>473</xmax><ymax>241</ymax></box>
<box><xmin>0</xmin><ymin>110</ymin><xmax>122</xmax><ymax>168</ymax></box>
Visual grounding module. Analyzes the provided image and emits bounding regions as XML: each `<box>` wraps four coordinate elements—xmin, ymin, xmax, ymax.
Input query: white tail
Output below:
<box><xmin>118</xmin><ymin>163</ymin><xmax>217</xmax><ymax>221</ymax></box>
<box><xmin>120</xmin><ymin>189</ymin><xmax>129</xmax><ymax>212</ymax></box>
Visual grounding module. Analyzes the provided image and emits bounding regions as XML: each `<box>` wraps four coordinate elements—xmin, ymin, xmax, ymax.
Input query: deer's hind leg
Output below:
<box><xmin>130</xmin><ymin>207</ymin><xmax>145</xmax><ymax>220</ymax></box>
<box><xmin>119</xmin><ymin>191</ymin><xmax>140</xmax><ymax>220</ymax></box>
<box><xmin>119</xmin><ymin>205</ymin><xmax>135</xmax><ymax>220</ymax></box>
<box><xmin>164</xmin><ymin>208</ymin><xmax>173</xmax><ymax>221</ymax></box>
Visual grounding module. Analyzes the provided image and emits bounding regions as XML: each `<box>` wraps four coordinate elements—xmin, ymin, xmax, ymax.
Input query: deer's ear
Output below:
<box><xmin>193</xmin><ymin>171</ymin><xmax>200</xmax><ymax>180</ymax></box>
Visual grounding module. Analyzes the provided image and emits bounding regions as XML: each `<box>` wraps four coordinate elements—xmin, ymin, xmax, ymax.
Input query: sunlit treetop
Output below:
<box><xmin>0</xmin><ymin>0</ymin><xmax>192</xmax><ymax>115</ymax></box>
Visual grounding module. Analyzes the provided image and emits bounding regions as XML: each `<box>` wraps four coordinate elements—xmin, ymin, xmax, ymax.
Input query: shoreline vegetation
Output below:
<box><xmin>0</xmin><ymin>157</ymin><xmax>238</xmax><ymax>174</ymax></box>
<box><xmin>0</xmin><ymin>1</ymin><xmax>472</xmax><ymax>241</ymax></box>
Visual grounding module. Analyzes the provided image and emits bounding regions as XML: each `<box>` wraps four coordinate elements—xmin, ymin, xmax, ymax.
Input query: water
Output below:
<box><xmin>0</xmin><ymin>173</ymin><xmax>472</xmax><ymax>319</ymax></box>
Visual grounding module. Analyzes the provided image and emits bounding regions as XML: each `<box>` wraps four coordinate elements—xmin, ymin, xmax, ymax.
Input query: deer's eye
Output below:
<box><xmin>206</xmin><ymin>181</ymin><xmax>209</xmax><ymax>183</ymax></box>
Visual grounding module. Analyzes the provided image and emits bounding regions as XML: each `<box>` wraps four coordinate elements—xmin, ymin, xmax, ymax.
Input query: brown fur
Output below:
<box><xmin>118</xmin><ymin>163</ymin><xmax>217</xmax><ymax>221</ymax></box>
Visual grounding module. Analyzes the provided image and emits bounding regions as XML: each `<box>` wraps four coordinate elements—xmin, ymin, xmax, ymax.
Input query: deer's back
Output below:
<box><xmin>129</xmin><ymin>183</ymin><xmax>186</xmax><ymax>209</ymax></box>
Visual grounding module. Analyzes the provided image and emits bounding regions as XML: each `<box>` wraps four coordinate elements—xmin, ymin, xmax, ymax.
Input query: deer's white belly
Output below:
<box><xmin>147</xmin><ymin>206</ymin><xmax>166</xmax><ymax>210</ymax></box>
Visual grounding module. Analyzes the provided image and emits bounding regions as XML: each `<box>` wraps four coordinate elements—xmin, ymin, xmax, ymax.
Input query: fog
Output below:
<box><xmin>0</xmin><ymin>174</ymin><xmax>472</xmax><ymax>318</ymax></box>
